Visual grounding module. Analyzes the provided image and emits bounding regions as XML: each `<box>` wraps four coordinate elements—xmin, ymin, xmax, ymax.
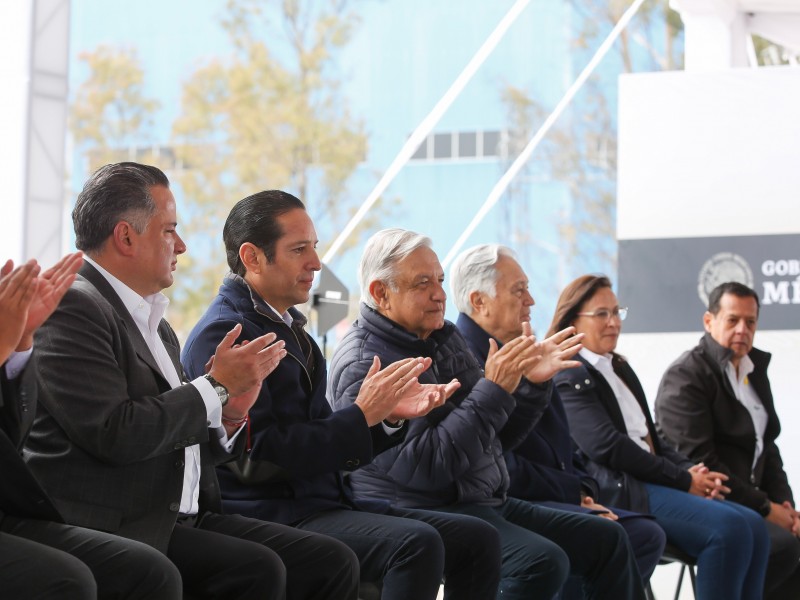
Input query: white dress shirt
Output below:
<box><xmin>726</xmin><ymin>354</ymin><xmax>767</xmax><ymax>470</ymax></box>
<box><xmin>581</xmin><ymin>348</ymin><xmax>651</xmax><ymax>452</ymax></box>
<box><xmin>84</xmin><ymin>257</ymin><xmax>234</xmax><ymax>515</ymax></box>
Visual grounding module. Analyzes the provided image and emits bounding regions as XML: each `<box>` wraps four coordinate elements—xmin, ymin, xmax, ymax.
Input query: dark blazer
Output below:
<box><xmin>554</xmin><ymin>354</ymin><xmax>693</xmax><ymax>513</ymax></box>
<box><xmin>182</xmin><ymin>275</ymin><xmax>395</xmax><ymax>525</ymax></box>
<box><xmin>655</xmin><ymin>333</ymin><xmax>792</xmax><ymax>512</ymax></box>
<box><xmin>0</xmin><ymin>360</ymin><xmax>62</xmax><ymax>522</ymax></box>
<box><xmin>26</xmin><ymin>262</ymin><xmax>236</xmax><ymax>553</ymax></box>
<box><xmin>455</xmin><ymin>313</ymin><xmax>596</xmax><ymax>504</ymax></box>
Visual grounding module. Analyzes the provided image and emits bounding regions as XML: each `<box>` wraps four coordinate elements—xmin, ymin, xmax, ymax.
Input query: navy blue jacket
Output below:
<box><xmin>456</xmin><ymin>313</ymin><xmax>598</xmax><ymax>504</ymax></box>
<box><xmin>328</xmin><ymin>303</ymin><xmax>547</xmax><ymax>509</ymax></box>
<box><xmin>182</xmin><ymin>275</ymin><xmax>397</xmax><ymax>525</ymax></box>
<box><xmin>555</xmin><ymin>354</ymin><xmax>693</xmax><ymax>513</ymax></box>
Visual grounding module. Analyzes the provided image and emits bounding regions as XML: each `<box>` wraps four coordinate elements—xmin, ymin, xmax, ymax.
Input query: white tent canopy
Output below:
<box><xmin>672</xmin><ymin>0</ymin><xmax>800</xmax><ymax>70</ymax></box>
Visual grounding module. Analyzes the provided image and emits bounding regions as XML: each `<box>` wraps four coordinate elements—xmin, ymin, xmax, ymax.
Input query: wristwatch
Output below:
<box><xmin>204</xmin><ymin>374</ymin><xmax>229</xmax><ymax>407</ymax></box>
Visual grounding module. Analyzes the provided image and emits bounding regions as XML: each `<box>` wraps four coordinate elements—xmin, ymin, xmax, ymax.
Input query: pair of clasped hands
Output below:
<box><xmin>684</xmin><ymin>464</ymin><xmax>800</xmax><ymax>536</ymax></box>
<box><xmin>766</xmin><ymin>498</ymin><xmax>800</xmax><ymax>538</ymax></box>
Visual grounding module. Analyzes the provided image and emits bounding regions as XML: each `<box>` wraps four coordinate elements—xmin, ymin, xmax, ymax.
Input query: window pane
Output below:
<box><xmin>433</xmin><ymin>133</ymin><xmax>452</xmax><ymax>159</ymax></box>
<box><xmin>482</xmin><ymin>131</ymin><xmax>500</xmax><ymax>157</ymax></box>
<box><xmin>458</xmin><ymin>132</ymin><xmax>476</xmax><ymax>158</ymax></box>
<box><xmin>411</xmin><ymin>137</ymin><xmax>427</xmax><ymax>160</ymax></box>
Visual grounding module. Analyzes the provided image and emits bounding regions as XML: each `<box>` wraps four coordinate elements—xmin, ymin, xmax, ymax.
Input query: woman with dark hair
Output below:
<box><xmin>550</xmin><ymin>275</ymin><xmax>770</xmax><ymax>600</ymax></box>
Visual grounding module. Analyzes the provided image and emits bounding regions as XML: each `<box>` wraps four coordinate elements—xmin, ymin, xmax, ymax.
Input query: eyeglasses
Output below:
<box><xmin>576</xmin><ymin>307</ymin><xmax>628</xmax><ymax>321</ymax></box>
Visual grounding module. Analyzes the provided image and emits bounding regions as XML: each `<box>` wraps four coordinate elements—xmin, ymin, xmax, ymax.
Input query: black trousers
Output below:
<box><xmin>765</xmin><ymin>520</ymin><xmax>800</xmax><ymax>600</ymax></box>
<box><xmin>437</xmin><ymin>498</ymin><xmax>646</xmax><ymax>600</ymax></box>
<box><xmin>296</xmin><ymin>505</ymin><xmax>502</xmax><ymax>600</ymax></box>
<box><xmin>1</xmin><ymin>515</ymin><xmax>182</xmax><ymax>599</ymax></box>
<box><xmin>170</xmin><ymin>511</ymin><xmax>360</xmax><ymax>600</ymax></box>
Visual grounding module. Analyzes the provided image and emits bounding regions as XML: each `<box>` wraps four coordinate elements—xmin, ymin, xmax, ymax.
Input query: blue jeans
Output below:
<box><xmin>645</xmin><ymin>483</ymin><xmax>769</xmax><ymax>600</ymax></box>
<box><xmin>437</xmin><ymin>498</ymin><xmax>645</xmax><ymax>600</ymax></box>
<box><xmin>296</xmin><ymin>506</ymin><xmax>502</xmax><ymax>600</ymax></box>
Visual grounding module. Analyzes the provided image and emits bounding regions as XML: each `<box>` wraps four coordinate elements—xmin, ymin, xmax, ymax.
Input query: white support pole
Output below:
<box><xmin>442</xmin><ymin>0</ymin><xmax>648</xmax><ymax>269</ymax></box>
<box><xmin>322</xmin><ymin>0</ymin><xmax>531</xmax><ymax>264</ymax></box>
<box><xmin>24</xmin><ymin>0</ymin><xmax>71</xmax><ymax>265</ymax></box>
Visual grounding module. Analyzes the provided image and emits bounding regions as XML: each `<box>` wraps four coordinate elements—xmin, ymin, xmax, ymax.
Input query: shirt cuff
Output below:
<box><xmin>5</xmin><ymin>348</ymin><xmax>33</xmax><ymax>380</ymax></box>
<box><xmin>223</xmin><ymin>422</ymin><xmax>247</xmax><ymax>453</ymax></box>
<box><xmin>191</xmin><ymin>376</ymin><xmax>223</xmax><ymax>428</ymax></box>
<box><xmin>381</xmin><ymin>420</ymin><xmax>405</xmax><ymax>435</ymax></box>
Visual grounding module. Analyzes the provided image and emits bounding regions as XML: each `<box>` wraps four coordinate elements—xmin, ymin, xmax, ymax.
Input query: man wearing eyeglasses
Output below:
<box><xmin>656</xmin><ymin>282</ymin><xmax>800</xmax><ymax>600</ymax></box>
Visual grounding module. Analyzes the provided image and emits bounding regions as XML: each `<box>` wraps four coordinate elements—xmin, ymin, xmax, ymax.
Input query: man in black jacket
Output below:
<box><xmin>656</xmin><ymin>281</ymin><xmax>800</xmax><ymax>599</ymax></box>
<box><xmin>0</xmin><ymin>252</ymin><xmax>183</xmax><ymax>599</ymax></box>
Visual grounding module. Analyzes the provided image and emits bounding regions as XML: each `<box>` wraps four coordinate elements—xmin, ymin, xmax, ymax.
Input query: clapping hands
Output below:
<box><xmin>0</xmin><ymin>252</ymin><xmax>83</xmax><ymax>362</ymax></box>
<box><xmin>521</xmin><ymin>324</ymin><xmax>583</xmax><ymax>383</ymax></box>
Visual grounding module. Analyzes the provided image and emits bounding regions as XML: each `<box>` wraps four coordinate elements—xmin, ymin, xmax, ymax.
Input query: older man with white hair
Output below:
<box><xmin>450</xmin><ymin>243</ymin><xmax>667</xmax><ymax>592</ymax></box>
<box><xmin>328</xmin><ymin>228</ymin><xmax>647</xmax><ymax>600</ymax></box>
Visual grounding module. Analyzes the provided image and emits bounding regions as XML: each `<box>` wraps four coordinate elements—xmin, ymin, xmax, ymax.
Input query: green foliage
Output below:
<box><xmin>70</xmin><ymin>46</ymin><xmax>161</xmax><ymax>172</ymax></box>
<box><xmin>751</xmin><ymin>35</ymin><xmax>800</xmax><ymax>66</ymax></box>
<box><xmin>166</xmin><ymin>0</ymin><xmax>369</xmax><ymax>333</ymax></box>
<box><xmin>70</xmin><ymin>2</ymin><xmax>371</xmax><ymax>336</ymax></box>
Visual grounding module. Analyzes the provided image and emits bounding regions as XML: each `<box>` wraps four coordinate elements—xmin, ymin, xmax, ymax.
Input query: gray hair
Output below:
<box><xmin>359</xmin><ymin>228</ymin><xmax>433</xmax><ymax>308</ymax></box>
<box><xmin>73</xmin><ymin>162</ymin><xmax>168</xmax><ymax>253</ymax></box>
<box><xmin>449</xmin><ymin>244</ymin><xmax>516</xmax><ymax>315</ymax></box>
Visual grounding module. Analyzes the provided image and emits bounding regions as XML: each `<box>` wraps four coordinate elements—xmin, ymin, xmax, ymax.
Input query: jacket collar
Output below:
<box><xmin>358</xmin><ymin>302</ymin><xmax>453</xmax><ymax>357</ymax></box>
<box><xmin>698</xmin><ymin>331</ymin><xmax>771</xmax><ymax>374</ymax></box>
<box><xmin>78</xmin><ymin>262</ymin><xmax>174</xmax><ymax>386</ymax></box>
<box><xmin>221</xmin><ymin>273</ymin><xmax>308</xmax><ymax>329</ymax></box>
<box><xmin>455</xmin><ymin>312</ymin><xmax>499</xmax><ymax>365</ymax></box>
<box><xmin>221</xmin><ymin>274</ymin><xmax>317</xmax><ymax>378</ymax></box>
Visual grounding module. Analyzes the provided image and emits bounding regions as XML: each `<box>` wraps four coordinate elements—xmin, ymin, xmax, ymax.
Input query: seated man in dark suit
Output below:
<box><xmin>26</xmin><ymin>162</ymin><xmax>360</xmax><ymax>599</ymax></box>
<box><xmin>656</xmin><ymin>281</ymin><xmax>800</xmax><ymax>600</ymax></box>
<box><xmin>182</xmin><ymin>190</ymin><xmax>502</xmax><ymax>600</ymax></box>
<box><xmin>449</xmin><ymin>243</ymin><xmax>666</xmax><ymax>588</ymax></box>
<box><xmin>1</xmin><ymin>252</ymin><xmax>183</xmax><ymax>599</ymax></box>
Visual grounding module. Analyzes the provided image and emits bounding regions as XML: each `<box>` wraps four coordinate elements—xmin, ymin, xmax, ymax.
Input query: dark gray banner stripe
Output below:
<box><xmin>619</xmin><ymin>234</ymin><xmax>800</xmax><ymax>333</ymax></box>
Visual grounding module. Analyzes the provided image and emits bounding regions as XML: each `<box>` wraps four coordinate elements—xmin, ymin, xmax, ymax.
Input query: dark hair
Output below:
<box><xmin>72</xmin><ymin>162</ymin><xmax>169</xmax><ymax>253</ymax></box>
<box><xmin>547</xmin><ymin>274</ymin><xmax>613</xmax><ymax>338</ymax></box>
<box><xmin>223</xmin><ymin>190</ymin><xmax>305</xmax><ymax>276</ymax></box>
<box><xmin>707</xmin><ymin>281</ymin><xmax>760</xmax><ymax>315</ymax></box>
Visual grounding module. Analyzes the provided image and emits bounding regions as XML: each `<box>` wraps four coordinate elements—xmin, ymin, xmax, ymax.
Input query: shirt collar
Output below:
<box><xmin>580</xmin><ymin>346</ymin><xmax>612</xmax><ymax>367</ymax></box>
<box><xmin>84</xmin><ymin>256</ymin><xmax>169</xmax><ymax>333</ymax></box>
<box><xmin>225</xmin><ymin>273</ymin><xmax>294</xmax><ymax>327</ymax></box>
<box><xmin>265</xmin><ymin>301</ymin><xmax>293</xmax><ymax>327</ymax></box>
<box><xmin>732</xmin><ymin>353</ymin><xmax>755</xmax><ymax>379</ymax></box>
